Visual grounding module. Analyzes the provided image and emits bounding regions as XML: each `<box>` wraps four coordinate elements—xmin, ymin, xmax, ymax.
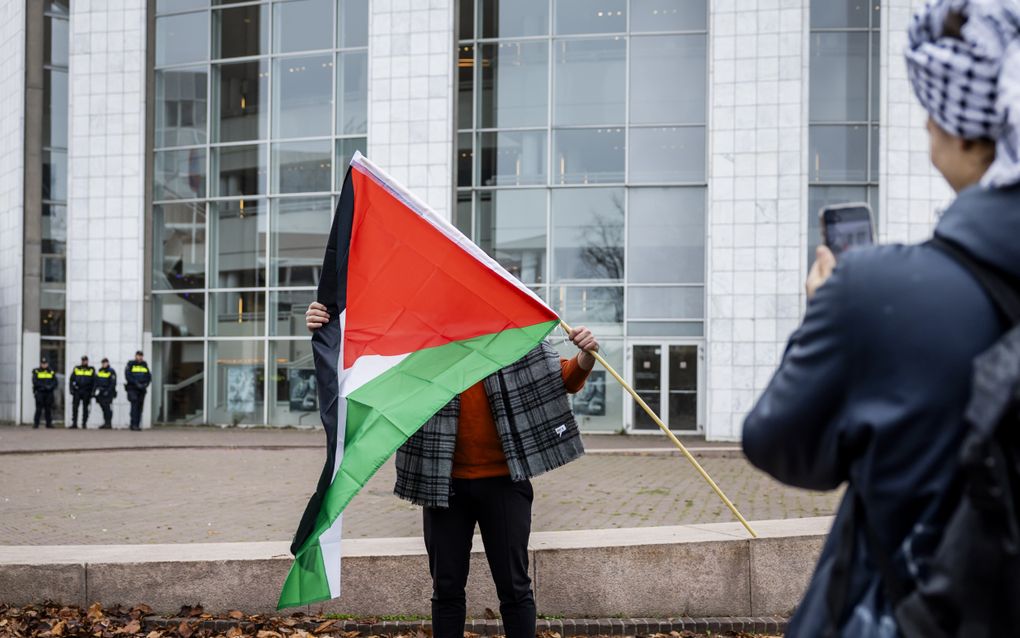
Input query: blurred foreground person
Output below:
<box><xmin>743</xmin><ymin>2</ymin><xmax>1020</xmax><ymax>636</ymax></box>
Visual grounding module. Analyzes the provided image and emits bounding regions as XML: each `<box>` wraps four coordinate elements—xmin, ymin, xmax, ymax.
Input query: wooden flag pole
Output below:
<box><xmin>560</xmin><ymin>321</ymin><xmax>758</xmax><ymax>538</ymax></box>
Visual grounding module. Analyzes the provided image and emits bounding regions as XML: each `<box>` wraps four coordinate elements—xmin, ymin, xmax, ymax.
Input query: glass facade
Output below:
<box><xmin>808</xmin><ymin>0</ymin><xmax>881</xmax><ymax>265</ymax></box>
<box><xmin>457</xmin><ymin>0</ymin><xmax>708</xmax><ymax>431</ymax></box>
<box><xmin>151</xmin><ymin>0</ymin><xmax>367</xmax><ymax>425</ymax></box>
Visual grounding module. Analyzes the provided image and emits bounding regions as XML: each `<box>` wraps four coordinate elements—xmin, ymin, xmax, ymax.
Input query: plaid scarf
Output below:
<box><xmin>905</xmin><ymin>0</ymin><xmax>1020</xmax><ymax>187</ymax></box>
<box><xmin>393</xmin><ymin>341</ymin><xmax>585</xmax><ymax>508</ymax></box>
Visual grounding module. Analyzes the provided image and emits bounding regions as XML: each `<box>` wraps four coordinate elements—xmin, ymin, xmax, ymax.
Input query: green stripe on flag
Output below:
<box><xmin>278</xmin><ymin>320</ymin><xmax>558</xmax><ymax>608</ymax></box>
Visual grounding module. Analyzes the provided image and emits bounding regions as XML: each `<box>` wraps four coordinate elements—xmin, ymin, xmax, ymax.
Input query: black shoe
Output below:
<box><xmin>45</xmin><ymin>425</ymin><xmax>54</xmax><ymax>429</ymax></box>
<box><xmin>33</xmin><ymin>424</ymin><xmax>39</xmax><ymax>429</ymax></box>
<box><xmin>130</xmin><ymin>425</ymin><xmax>140</xmax><ymax>431</ymax></box>
<box><xmin>99</xmin><ymin>424</ymin><xmax>111</xmax><ymax>429</ymax></box>
<box><xmin>69</xmin><ymin>424</ymin><xmax>78</xmax><ymax>429</ymax></box>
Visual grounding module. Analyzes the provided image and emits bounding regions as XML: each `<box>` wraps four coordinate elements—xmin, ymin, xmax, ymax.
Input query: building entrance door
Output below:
<box><xmin>628</xmin><ymin>343</ymin><xmax>702</xmax><ymax>433</ymax></box>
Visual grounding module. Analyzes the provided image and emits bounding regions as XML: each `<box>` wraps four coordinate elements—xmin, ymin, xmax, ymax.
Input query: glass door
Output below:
<box><xmin>631</xmin><ymin>345</ymin><xmax>662</xmax><ymax>430</ymax></box>
<box><xmin>629</xmin><ymin>343</ymin><xmax>702</xmax><ymax>432</ymax></box>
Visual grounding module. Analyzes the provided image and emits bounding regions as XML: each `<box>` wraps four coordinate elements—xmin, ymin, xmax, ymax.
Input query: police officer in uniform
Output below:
<box><xmin>31</xmin><ymin>358</ymin><xmax>58</xmax><ymax>429</ymax></box>
<box><xmin>94</xmin><ymin>358</ymin><xmax>117</xmax><ymax>429</ymax></box>
<box><xmin>124</xmin><ymin>351</ymin><xmax>151</xmax><ymax>431</ymax></box>
<box><xmin>69</xmin><ymin>355</ymin><xmax>96</xmax><ymax>429</ymax></box>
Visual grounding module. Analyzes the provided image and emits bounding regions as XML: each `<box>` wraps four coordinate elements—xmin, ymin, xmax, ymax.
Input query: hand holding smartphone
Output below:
<box><xmin>819</xmin><ymin>202</ymin><xmax>875</xmax><ymax>258</ymax></box>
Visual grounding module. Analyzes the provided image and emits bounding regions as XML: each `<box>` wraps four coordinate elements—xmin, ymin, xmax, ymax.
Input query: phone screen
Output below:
<box><xmin>821</xmin><ymin>204</ymin><xmax>874</xmax><ymax>257</ymax></box>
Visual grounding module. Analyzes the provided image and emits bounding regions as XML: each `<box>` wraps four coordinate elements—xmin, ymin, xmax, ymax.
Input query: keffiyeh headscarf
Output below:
<box><xmin>905</xmin><ymin>0</ymin><xmax>1020</xmax><ymax>187</ymax></box>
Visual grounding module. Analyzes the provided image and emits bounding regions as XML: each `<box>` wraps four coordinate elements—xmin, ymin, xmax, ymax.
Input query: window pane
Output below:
<box><xmin>479</xmin><ymin>41</ymin><xmax>548</xmax><ymax>129</ymax></box>
<box><xmin>156</xmin><ymin>12</ymin><xmax>210</xmax><ymax>66</ymax></box>
<box><xmin>809</xmin><ymin>32</ymin><xmax>869</xmax><ymax>123</ymax></box>
<box><xmin>555</xmin><ymin>0</ymin><xmax>626</xmax><ymax>34</ymax></box>
<box><xmin>41</xmin><ymin>203</ymin><xmax>67</xmax><ymax>259</ymax></box>
<box><xmin>153</xmin><ymin>341</ymin><xmax>204</xmax><ymax>425</ymax></box>
<box><xmin>458</xmin><ymin>132</ymin><xmax>473</xmax><ymax>187</ymax></box>
<box><xmin>273</xmin><ymin>55</ymin><xmax>333</xmax><ymax>139</ymax></box>
<box><xmin>476</xmin><ymin>189</ymin><xmax>546</xmax><ymax>283</ymax></box>
<box><xmin>337</xmin><ymin>51</ymin><xmax>368</xmax><ymax>135</ymax></box>
<box><xmin>211</xmin><ymin>199</ymin><xmax>267</xmax><ymax>287</ymax></box>
<box><xmin>809</xmin><ymin>124</ymin><xmax>869</xmax><ymax>182</ymax></box>
<box><xmin>208</xmin><ymin>340</ymin><xmax>265</xmax><ymax>425</ymax></box>
<box><xmin>628</xmin><ymin>286</ymin><xmax>704</xmax><ymax>319</ymax></box>
<box><xmin>154</xmin><ymin>291</ymin><xmax>206</xmax><ymax>337</ymax></box>
<box><xmin>458</xmin><ymin>45</ymin><xmax>474</xmax><ymax>130</ymax></box>
<box><xmin>629</xmin><ymin>126</ymin><xmax>706</xmax><ymax>183</ymax></box>
<box><xmin>871</xmin><ymin>33</ymin><xmax>880</xmax><ymax>122</ymax></box>
<box><xmin>340</xmin><ymin>0</ymin><xmax>368</xmax><ymax>48</ymax></box>
<box><xmin>274</xmin><ymin>0</ymin><xmax>332</xmax><ymax>53</ymax></box>
<box><xmin>215</xmin><ymin>4</ymin><xmax>268</xmax><ymax>59</ymax></box>
<box><xmin>627</xmin><ymin>321</ymin><xmax>703</xmax><ymax>337</ymax></box>
<box><xmin>551</xmin><ymin>187</ymin><xmax>624</xmax><ymax>281</ymax></box>
<box><xmin>214</xmin><ymin>61</ymin><xmax>268</xmax><ymax>143</ymax></box>
<box><xmin>481</xmin><ymin>0</ymin><xmax>549</xmax><ymax>38</ymax></box>
<box><xmin>810</xmin><ymin>0</ymin><xmax>873</xmax><ymax>28</ymax></box>
<box><xmin>272</xmin><ymin>140</ymin><xmax>332</xmax><ymax>193</ymax></box>
<box><xmin>268</xmin><ymin>340</ymin><xmax>319</xmax><ymax>425</ymax></box>
<box><xmin>553</xmin><ymin>128</ymin><xmax>625</xmax><ymax>184</ymax></box>
<box><xmin>479</xmin><ymin>130</ymin><xmax>547</xmax><ymax>186</ymax></box>
<box><xmin>555</xmin><ymin>338</ymin><xmax>624</xmax><ymax>430</ymax></box>
<box><xmin>43</xmin><ymin>69</ymin><xmax>68</xmax><ymax>148</ymax></box>
<box><xmin>210</xmin><ymin>290</ymin><xmax>266</xmax><ymax>337</ymax></box>
<box><xmin>42</xmin><ymin>150</ymin><xmax>67</xmax><ymax>201</ymax></box>
<box><xmin>154</xmin><ymin>202</ymin><xmax>207</xmax><ymax>290</ymax></box>
<box><xmin>271</xmin><ymin>196</ymin><xmax>332</xmax><ymax>286</ymax></box>
<box><xmin>154</xmin><ymin>148</ymin><xmax>206</xmax><ymax>200</ymax></box>
<box><xmin>550</xmin><ymin>286</ymin><xmax>624</xmax><ymax>334</ymax></box>
<box><xmin>631</xmin><ymin>0</ymin><xmax>707</xmax><ymax>32</ymax></box>
<box><xmin>44</xmin><ymin>15</ymin><xmax>68</xmax><ymax>66</ymax></box>
<box><xmin>213</xmin><ymin>144</ymin><xmax>267</xmax><ymax>197</ymax></box>
<box><xmin>455</xmin><ymin>191</ymin><xmax>472</xmax><ymax>236</ymax></box>
<box><xmin>553</xmin><ymin>38</ymin><xmax>625</xmax><ymax>125</ymax></box>
<box><xmin>156</xmin><ymin>66</ymin><xmax>209</xmax><ymax>147</ymax></box>
<box><xmin>630</xmin><ymin>35</ymin><xmax>706</xmax><ymax>125</ymax></box>
<box><xmin>270</xmin><ymin>290</ymin><xmax>317</xmax><ymax>336</ymax></box>
<box><xmin>459</xmin><ymin>0</ymin><xmax>474</xmax><ymax>40</ymax></box>
<box><xmin>628</xmin><ymin>187</ymin><xmax>705</xmax><ymax>284</ymax></box>
<box><xmin>335</xmin><ymin>137</ymin><xmax>365</xmax><ymax>190</ymax></box>
<box><xmin>40</xmin><ymin>290</ymin><xmax>65</xmax><ymax>336</ymax></box>
<box><xmin>157</xmin><ymin>0</ymin><xmax>206</xmax><ymax>12</ymax></box>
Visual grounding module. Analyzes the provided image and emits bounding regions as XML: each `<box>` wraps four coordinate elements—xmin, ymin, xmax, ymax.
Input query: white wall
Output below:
<box><xmin>65</xmin><ymin>0</ymin><xmax>149</xmax><ymax>428</ymax></box>
<box><xmin>0</xmin><ymin>0</ymin><xmax>25</xmax><ymax>424</ymax></box>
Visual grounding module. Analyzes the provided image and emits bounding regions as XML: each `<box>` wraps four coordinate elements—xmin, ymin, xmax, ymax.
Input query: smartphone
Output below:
<box><xmin>819</xmin><ymin>202</ymin><xmax>875</xmax><ymax>257</ymax></box>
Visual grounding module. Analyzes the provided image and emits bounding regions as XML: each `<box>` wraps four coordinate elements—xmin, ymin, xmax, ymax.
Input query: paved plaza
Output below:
<box><xmin>0</xmin><ymin>426</ymin><xmax>841</xmax><ymax>545</ymax></box>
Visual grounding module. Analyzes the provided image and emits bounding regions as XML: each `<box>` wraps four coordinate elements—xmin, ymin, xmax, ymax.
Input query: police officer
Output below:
<box><xmin>124</xmin><ymin>351</ymin><xmax>151</xmax><ymax>431</ymax></box>
<box><xmin>69</xmin><ymin>355</ymin><xmax>96</xmax><ymax>429</ymax></box>
<box><xmin>94</xmin><ymin>358</ymin><xmax>117</xmax><ymax>429</ymax></box>
<box><xmin>31</xmin><ymin>358</ymin><xmax>58</xmax><ymax>429</ymax></box>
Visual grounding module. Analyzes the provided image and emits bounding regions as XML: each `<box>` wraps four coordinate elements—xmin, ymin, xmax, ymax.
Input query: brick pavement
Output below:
<box><xmin>0</xmin><ymin>426</ymin><xmax>841</xmax><ymax>545</ymax></box>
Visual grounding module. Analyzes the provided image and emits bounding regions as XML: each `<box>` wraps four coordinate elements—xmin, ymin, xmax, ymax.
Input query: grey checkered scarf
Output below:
<box><xmin>906</xmin><ymin>0</ymin><xmax>1020</xmax><ymax>187</ymax></box>
<box><xmin>393</xmin><ymin>341</ymin><xmax>585</xmax><ymax>508</ymax></box>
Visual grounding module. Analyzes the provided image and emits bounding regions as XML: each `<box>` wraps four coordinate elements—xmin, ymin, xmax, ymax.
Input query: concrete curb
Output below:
<box><xmin>0</xmin><ymin>518</ymin><xmax>830</xmax><ymax>619</ymax></box>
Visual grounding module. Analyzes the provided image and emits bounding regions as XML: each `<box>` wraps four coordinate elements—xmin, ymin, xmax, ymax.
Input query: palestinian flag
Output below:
<box><xmin>278</xmin><ymin>152</ymin><xmax>559</xmax><ymax>608</ymax></box>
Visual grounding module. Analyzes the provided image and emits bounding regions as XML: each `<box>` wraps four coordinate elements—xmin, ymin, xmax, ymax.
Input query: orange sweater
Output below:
<box><xmin>452</xmin><ymin>356</ymin><xmax>591</xmax><ymax>479</ymax></box>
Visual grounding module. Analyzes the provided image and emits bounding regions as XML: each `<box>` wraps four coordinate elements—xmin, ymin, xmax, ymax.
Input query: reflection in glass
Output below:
<box><xmin>273</xmin><ymin>140</ymin><xmax>332</xmax><ymax>194</ymax></box>
<box><xmin>156</xmin><ymin>0</ymin><xmax>206</xmax><ymax>12</ymax></box>
<box><xmin>44</xmin><ymin>12</ymin><xmax>68</xmax><ymax>66</ymax></box>
<box><xmin>631</xmin><ymin>0</ymin><xmax>707</xmax><ymax>32</ymax></box>
<box><xmin>273</xmin><ymin>55</ymin><xmax>333</xmax><ymax>139</ymax></box>
<box><xmin>156</xmin><ymin>67</ymin><xmax>209</xmax><ymax>147</ymax></box>
<box><xmin>335</xmin><ymin>137</ymin><xmax>365</xmax><ymax>189</ymax></box>
<box><xmin>271</xmin><ymin>290</ymin><xmax>317</xmax><ymax>336</ymax></box>
<box><xmin>627</xmin><ymin>321</ymin><xmax>703</xmax><ymax>337</ymax></box>
<box><xmin>215</xmin><ymin>4</ymin><xmax>268</xmax><ymax>59</ymax></box>
<box><xmin>455</xmin><ymin>191</ymin><xmax>472</xmax><ymax>237</ymax></box>
<box><xmin>269</xmin><ymin>340</ymin><xmax>319</xmax><ymax>425</ymax></box>
<box><xmin>42</xmin><ymin>150</ymin><xmax>67</xmax><ymax>201</ymax></box>
<box><xmin>479</xmin><ymin>130</ymin><xmax>547</xmax><ymax>186</ymax></box>
<box><xmin>552</xmin><ymin>286</ymin><xmax>624</xmax><ymax>330</ymax></box>
<box><xmin>156</xmin><ymin>12</ymin><xmax>210</xmax><ymax>66</ymax></box>
<box><xmin>629</xmin><ymin>127</ymin><xmax>706</xmax><ymax>183</ymax></box>
<box><xmin>476</xmin><ymin>190</ymin><xmax>546</xmax><ymax>283</ymax></box>
<box><xmin>630</xmin><ymin>35</ymin><xmax>706</xmax><ymax>125</ymax></box>
<box><xmin>155</xmin><ymin>148</ymin><xmax>206</xmax><ymax>200</ymax></box>
<box><xmin>553</xmin><ymin>128</ymin><xmax>625</xmax><ymax>184</ymax></box>
<box><xmin>340</xmin><ymin>0</ymin><xmax>369</xmax><ymax>48</ymax></box>
<box><xmin>214</xmin><ymin>144</ymin><xmax>266</xmax><ymax>197</ymax></box>
<box><xmin>551</xmin><ymin>188</ymin><xmax>624</xmax><ymax>281</ymax></box>
<box><xmin>553</xmin><ymin>38</ymin><xmax>625</xmax><ymax>125</ymax></box>
<box><xmin>554</xmin><ymin>338</ymin><xmax>624</xmax><ymax>431</ymax></box>
<box><xmin>810</xmin><ymin>0</ymin><xmax>875</xmax><ymax>29</ymax></box>
<box><xmin>208</xmin><ymin>340</ymin><xmax>264</xmax><ymax>425</ymax></box>
<box><xmin>215</xmin><ymin>61</ymin><xmax>268</xmax><ymax>143</ymax></box>
<box><xmin>668</xmin><ymin>345</ymin><xmax>698</xmax><ymax>429</ymax></box>
<box><xmin>153</xmin><ymin>340</ymin><xmax>204</xmax><ymax>424</ymax></box>
<box><xmin>809</xmin><ymin>124</ymin><xmax>869</xmax><ymax>182</ymax></box>
<box><xmin>458</xmin><ymin>132</ymin><xmax>473</xmax><ymax>187</ymax></box>
<box><xmin>43</xmin><ymin>69</ymin><xmax>68</xmax><ymax>148</ymax></box>
<box><xmin>631</xmin><ymin>344</ymin><xmax>661</xmax><ymax>430</ymax></box>
<box><xmin>458</xmin><ymin>45</ymin><xmax>474</xmax><ymax>130</ymax></box>
<box><xmin>459</xmin><ymin>0</ymin><xmax>474</xmax><ymax>39</ymax></box>
<box><xmin>479</xmin><ymin>41</ymin><xmax>548</xmax><ymax>129</ymax></box>
<box><xmin>154</xmin><ymin>202</ymin><xmax>206</xmax><ymax>290</ymax></box>
<box><xmin>271</xmin><ymin>197</ymin><xmax>332</xmax><ymax>286</ymax></box>
<box><xmin>555</xmin><ymin>0</ymin><xmax>626</xmax><ymax>34</ymax></box>
<box><xmin>274</xmin><ymin>0</ymin><xmax>332</xmax><ymax>53</ymax></box>
<box><xmin>809</xmin><ymin>32</ymin><xmax>869</xmax><ymax>123</ymax></box>
<box><xmin>40</xmin><ymin>290</ymin><xmax>66</xmax><ymax>337</ymax></box>
<box><xmin>154</xmin><ymin>292</ymin><xmax>206</xmax><ymax>337</ymax></box>
<box><xmin>628</xmin><ymin>188</ymin><xmax>705</xmax><ymax>284</ymax></box>
<box><xmin>211</xmin><ymin>199</ymin><xmax>266</xmax><ymax>288</ymax></box>
<box><xmin>210</xmin><ymin>291</ymin><xmax>266</xmax><ymax>337</ymax></box>
<box><xmin>480</xmin><ymin>0</ymin><xmax>549</xmax><ymax>38</ymax></box>
<box><xmin>628</xmin><ymin>286</ymin><xmax>703</xmax><ymax>319</ymax></box>
<box><xmin>336</xmin><ymin>51</ymin><xmax>368</xmax><ymax>135</ymax></box>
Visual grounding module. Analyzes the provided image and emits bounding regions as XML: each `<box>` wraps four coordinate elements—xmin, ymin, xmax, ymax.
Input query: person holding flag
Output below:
<box><xmin>306</xmin><ymin>299</ymin><xmax>598</xmax><ymax>638</ymax></box>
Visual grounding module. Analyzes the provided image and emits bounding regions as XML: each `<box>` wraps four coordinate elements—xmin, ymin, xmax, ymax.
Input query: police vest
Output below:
<box><xmin>74</xmin><ymin>368</ymin><xmax>94</xmax><ymax>376</ymax></box>
<box><xmin>97</xmin><ymin>370</ymin><xmax>113</xmax><ymax>378</ymax></box>
<box><xmin>35</xmin><ymin>370</ymin><xmax>54</xmax><ymax>379</ymax></box>
<box><xmin>130</xmin><ymin>365</ymin><xmax>149</xmax><ymax>374</ymax></box>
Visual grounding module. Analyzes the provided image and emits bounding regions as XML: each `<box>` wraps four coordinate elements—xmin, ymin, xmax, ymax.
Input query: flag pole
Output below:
<box><xmin>560</xmin><ymin>321</ymin><xmax>758</xmax><ymax>538</ymax></box>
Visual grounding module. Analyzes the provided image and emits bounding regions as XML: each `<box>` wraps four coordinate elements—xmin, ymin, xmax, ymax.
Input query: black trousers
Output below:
<box><xmin>128</xmin><ymin>390</ymin><xmax>146</xmax><ymax>428</ymax></box>
<box><xmin>72</xmin><ymin>394</ymin><xmax>90</xmax><ymax>427</ymax></box>
<box><xmin>97</xmin><ymin>397</ymin><xmax>113</xmax><ymax>426</ymax></box>
<box><xmin>33</xmin><ymin>394</ymin><xmax>53</xmax><ymax>427</ymax></box>
<box><xmin>423</xmin><ymin>476</ymin><xmax>535</xmax><ymax>638</ymax></box>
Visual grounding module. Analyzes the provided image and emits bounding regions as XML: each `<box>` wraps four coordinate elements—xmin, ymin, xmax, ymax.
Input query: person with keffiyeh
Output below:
<box><xmin>742</xmin><ymin>1</ymin><xmax>1020</xmax><ymax>636</ymax></box>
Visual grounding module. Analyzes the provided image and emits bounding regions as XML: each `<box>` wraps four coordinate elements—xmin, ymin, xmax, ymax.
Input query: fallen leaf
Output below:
<box><xmin>312</xmin><ymin>621</ymin><xmax>336</xmax><ymax>635</ymax></box>
<box><xmin>188</xmin><ymin>607</ymin><xmax>204</xmax><ymax>618</ymax></box>
<box><xmin>228</xmin><ymin>611</ymin><xmax>244</xmax><ymax>620</ymax></box>
<box><xmin>87</xmin><ymin>603</ymin><xmax>105</xmax><ymax>620</ymax></box>
<box><xmin>226</xmin><ymin>627</ymin><xmax>244</xmax><ymax>638</ymax></box>
<box><xmin>51</xmin><ymin>620</ymin><xmax>67</xmax><ymax>636</ymax></box>
<box><xmin>257</xmin><ymin>631</ymin><xmax>283</xmax><ymax>638</ymax></box>
<box><xmin>132</xmin><ymin>605</ymin><xmax>153</xmax><ymax>616</ymax></box>
<box><xmin>282</xmin><ymin>619</ymin><xmax>300</xmax><ymax>627</ymax></box>
<box><xmin>120</xmin><ymin>620</ymin><xmax>142</xmax><ymax>635</ymax></box>
<box><xmin>178</xmin><ymin>622</ymin><xmax>195</xmax><ymax>638</ymax></box>
<box><xmin>145</xmin><ymin>632</ymin><xmax>162</xmax><ymax>638</ymax></box>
